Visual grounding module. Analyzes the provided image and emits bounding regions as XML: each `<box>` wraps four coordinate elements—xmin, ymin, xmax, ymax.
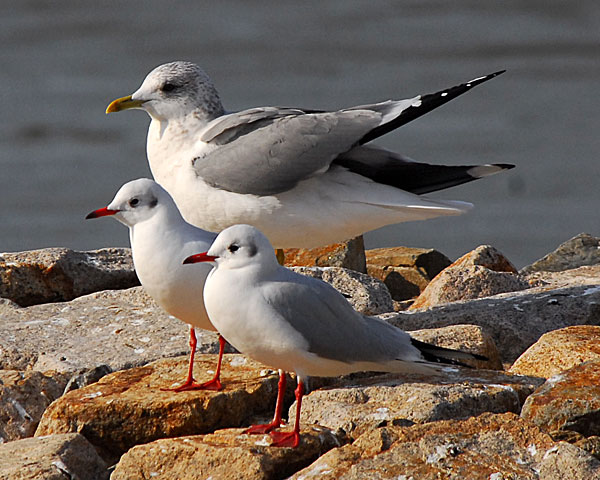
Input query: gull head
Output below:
<box><xmin>86</xmin><ymin>178</ymin><xmax>177</xmax><ymax>228</ymax></box>
<box><xmin>106</xmin><ymin>61</ymin><xmax>225</xmax><ymax>122</ymax></box>
<box><xmin>184</xmin><ymin>224</ymin><xmax>279</xmax><ymax>272</ymax></box>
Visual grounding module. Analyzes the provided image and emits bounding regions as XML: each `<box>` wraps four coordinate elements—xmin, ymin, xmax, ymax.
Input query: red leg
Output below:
<box><xmin>269</xmin><ymin>377</ymin><xmax>304</xmax><ymax>448</ymax></box>
<box><xmin>162</xmin><ymin>329</ymin><xmax>225</xmax><ymax>392</ymax></box>
<box><xmin>244</xmin><ymin>369</ymin><xmax>287</xmax><ymax>434</ymax></box>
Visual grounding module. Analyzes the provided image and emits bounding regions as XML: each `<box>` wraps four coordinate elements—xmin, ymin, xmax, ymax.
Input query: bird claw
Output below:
<box><xmin>244</xmin><ymin>421</ymin><xmax>285</xmax><ymax>435</ymax></box>
<box><xmin>269</xmin><ymin>430</ymin><xmax>299</xmax><ymax>448</ymax></box>
<box><xmin>161</xmin><ymin>377</ymin><xmax>222</xmax><ymax>392</ymax></box>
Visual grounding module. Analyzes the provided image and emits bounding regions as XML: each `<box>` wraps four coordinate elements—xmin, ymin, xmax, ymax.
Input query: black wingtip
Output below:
<box><xmin>411</xmin><ymin>338</ymin><xmax>488</xmax><ymax>368</ymax></box>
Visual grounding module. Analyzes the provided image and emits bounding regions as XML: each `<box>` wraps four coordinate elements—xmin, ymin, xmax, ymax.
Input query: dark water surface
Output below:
<box><xmin>2</xmin><ymin>1</ymin><xmax>599</xmax><ymax>267</ymax></box>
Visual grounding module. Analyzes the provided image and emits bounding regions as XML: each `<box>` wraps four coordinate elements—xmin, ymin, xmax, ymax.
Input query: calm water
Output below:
<box><xmin>1</xmin><ymin>1</ymin><xmax>599</xmax><ymax>268</ymax></box>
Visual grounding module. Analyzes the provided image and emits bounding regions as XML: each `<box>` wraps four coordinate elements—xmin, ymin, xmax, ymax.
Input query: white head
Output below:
<box><xmin>86</xmin><ymin>178</ymin><xmax>179</xmax><ymax>228</ymax></box>
<box><xmin>184</xmin><ymin>224</ymin><xmax>279</xmax><ymax>272</ymax></box>
<box><xmin>106</xmin><ymin>61</ymin><xmax>225</xmax><ymax>122</ymax></box>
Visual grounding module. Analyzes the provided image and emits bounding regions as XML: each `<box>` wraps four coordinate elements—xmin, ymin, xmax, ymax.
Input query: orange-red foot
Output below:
<box><xmin>161</xmin><ymin>377</ymin><xmax>222</xmax><ymax>392</ymax></box>
<box><xmin>244</xmin><ymin>421</ymin><xmax>285</xmax><ymax>435</ymax></box>
<box><xmin>269</xmin><ymin>430</ymin><xmax>299</xmax><ymax>448</ymax></box>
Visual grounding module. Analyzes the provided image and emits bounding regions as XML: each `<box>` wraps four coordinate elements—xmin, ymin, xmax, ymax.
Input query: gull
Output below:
<box><xmin>184</xmin><ymin>224</ymin><xmax>486</xmax><ymax>447</ymax></box>
<box><xmin>86</xmin><ymin>178</ymin><xmax>224</xmax><ymax>392</ymax></box>
<box><xmin>106</xmin><ymin>62</ymin><xmax>513</xmax><ymax>248</ymax></box>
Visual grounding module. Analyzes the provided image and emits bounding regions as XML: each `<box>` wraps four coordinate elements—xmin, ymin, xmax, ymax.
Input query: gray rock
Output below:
<box><xmin>292</xmin><ymin>266</ymin><xmax>393</xmax><ymax>315</ymax></box>
<box><xmin>0</xmin><ymin>433</ymin><xmax>107</xmax><ymax>480</ymax></box>
<box><xmin>0</xmin><ymin>247</ymin><xmax>138</xmax><ymax>307</ymax></box>
<box><xmin>0</xmin><ymin>370</ymin><xmax>67</xmax><ymax>442</ymax></box>
<box><xmin>0</xmin><ymin>287</ymin><xmax>224</xmax><ymax>374</ymax></box>
<box><xmin>385</xmin><ymin>282</ymin><xmax>600</xmax><ymax>364</ymax></box>
<box><xmin>522</xmin><ymin>233</ymin><xmax>600</xmax><ymax>274</ymax></box>
<box><xmin>539</xmin><ymin>441</ymin><xmax>600</xmax><ymax>480</ymax></box>
<box><xmin>294</xmin><ymin>369</ymin><xmax>543</xmax><ymax>440</ymax></box>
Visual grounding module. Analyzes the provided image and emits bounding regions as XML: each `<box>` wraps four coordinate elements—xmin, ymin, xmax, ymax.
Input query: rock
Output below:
<box><xmin>365</xmin><ymin>246</ymin><xmax>451</xmax><ymax>301</ymax></box>
<box><xmin>384</xmin><ymin>282</ymin><xmax>600</xmax><ymax>364</ymax></box>
<box><xmin>409</xmin><ymin>245</ymin><xmax>528</xmax><ymax>310</ymax></box>
<box><xmin>292</xmin><ymin>266</ymin><xmax>393</xmax><ymax>315</ymax></box>
<box><xmin>111</xmin><ymin>427</ymin><xmax>342</xmax><ymax>480</ymax></box>
<box><xmin>293</xmin><ymin>369</ymin><xmax>543</xmax><ymax>440</ymax></box>
<box><xmin>289</xmin><ymin>412</ymin><xmax>600</xmax><ymax>480</ymax></box>
<box><xmin>409</xmin><ymin>324</ymin><xmax>503</xmax><ymax>370</ymax></box>
<box><xmin>283</xmin><ymin>236</ymin><xmax>366</xmax><ymax>273</ymax></box>
<box><xmin>0</xmin><ymin>433</ymin><xmax>107</xmax><ymax>480</ymax></box>
<box><xmin>522</xmin><ymin>233</ymin><xmax>600</xmax><ymax>274</ymax></box>
<box><xmin>35</xmin><ymin>355</ymin><xmax>283</xmax><ymax>464</ymax></box>
<box><xmin>510</xmin><ymin>326</ymin><xmax>600</xmax><ymax>378</ymax></box>
<box><xmin>0</xmin><ymin>286</ymin><xmax>224</xmax><ymax>373</ymax></box>
<box><xmin>521</xmin><ymin>360</ymin><xmax>600</xmax><ymax>439</ymax></box>
<box><xmin>0</xmin><ymin>370</ymin><xmax>67</xmax><ymax>442</ymax></box>
<box><xmin>0</xmin><ymin>247</ymin><xmax>138</xmax><ymax>307</ymax></box>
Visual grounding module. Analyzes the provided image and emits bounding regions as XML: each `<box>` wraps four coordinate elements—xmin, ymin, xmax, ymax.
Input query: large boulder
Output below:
<box><xmin>0</xmin><ymin>247</ymin><xmax>138</xmax><ymax>306</ymax></box>
<box><xmin>283</xmin><ymin>236</ymin><xmax>366</xmax><ymax>273</ymax></box>
<box><xmin>522</xmin><ymin>233</ymin><xmax>600</xmax><ymax>273</ymax></box>
<box><xmin>365</xmin><ymin>246</ymin><xmax>451</xmax><ymax>301</ymax></box>
<box><xmin>409</xmin><ymin>245</ymin><xmax>528</xmax><ymax>310</ymax></box>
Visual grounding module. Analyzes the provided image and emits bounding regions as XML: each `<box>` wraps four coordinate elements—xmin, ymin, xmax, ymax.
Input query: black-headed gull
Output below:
<box><xmin>106</xmin><ymin>62</ymin><xmax>512</xmax><ymax>248</ymax></box>
<box><xmin>184</xmin><ymin>224</ymin><xmax>485</xmax><ymax>447</ymax></box>
<box><xmin>86</xmin><ymin>178</ymin><xmax>224</xmax><ymax>392</ymax></box>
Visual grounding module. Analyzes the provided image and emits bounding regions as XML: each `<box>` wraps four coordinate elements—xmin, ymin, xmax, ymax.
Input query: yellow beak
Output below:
<box><xmin>105</xmin><ymin>95</ymin><xmax>146</xmax><ymax>114</ymax></box>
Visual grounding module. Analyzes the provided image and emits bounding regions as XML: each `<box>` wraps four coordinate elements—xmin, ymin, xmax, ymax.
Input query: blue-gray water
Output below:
<box><xmin>2</xmin><ymin>1</ymin><xmax>599</xmax><ymax>268</ymax></box>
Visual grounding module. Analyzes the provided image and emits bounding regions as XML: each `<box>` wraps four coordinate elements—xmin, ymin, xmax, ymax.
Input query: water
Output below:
<box><xmin>1</xmin><ymin>1</ymin><xmax>599</xmax><ymax>268</ymax></box>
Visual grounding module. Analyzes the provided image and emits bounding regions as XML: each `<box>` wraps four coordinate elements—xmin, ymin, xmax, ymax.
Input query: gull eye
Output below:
<box><xmin>160</xmin><ymin>82</ymin><xmax>177</xmax><ymax>93</ymax></box>
<box><xmin>129</xmin><ymin>198</ymin><xmax>140</xmax><ymax>208</ymax></box>
<box><xmin>228</xmin><ymin>244</ymin><xmax>239</xmax><ymax>253</ymax></box>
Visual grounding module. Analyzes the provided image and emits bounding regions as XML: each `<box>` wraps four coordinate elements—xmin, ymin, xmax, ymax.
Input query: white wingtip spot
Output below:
<box><xmin>467</xmin><ymin>164</ymin><xmax>506</xmax><ymax>178</ymax></box>
<box><xmin>441</xmin><ymin>92</ymin><xmax>448</xmax><ymax>97</ymax></box>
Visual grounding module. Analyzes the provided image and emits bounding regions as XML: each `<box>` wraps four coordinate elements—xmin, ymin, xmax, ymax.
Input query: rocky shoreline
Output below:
<box><xmin>2</xmin><ymin>233</ymin><xmax>600</xmax><ymax>479</ymax></box>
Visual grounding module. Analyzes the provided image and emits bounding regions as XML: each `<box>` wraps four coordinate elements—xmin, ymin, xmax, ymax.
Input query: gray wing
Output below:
<box><xmin>262</xmin><ymin>270</ymin><xmax>419</xmax><ymax>364</ymax></box>
<box><xmin>193</xmin><ymin>108</ymin><xmax>383</xmax><ymax>196</ymax></box>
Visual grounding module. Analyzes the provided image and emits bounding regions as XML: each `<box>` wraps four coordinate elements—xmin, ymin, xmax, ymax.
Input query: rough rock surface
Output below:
<box><xmin>283</xmin><ymin>236</ymin><xmax>366</xmax><ymax>273</ymax></box>
<box><xmin>111</xmin><ymin>427</ymin><xmax>342</xmax><ymax>480</ymax></box>
<box><xmin>510</xmin><ymin>325</ymin><xmax>600</xmax><ymax>378</ymax></box>
<box><xmin>409</xmin><ymin>324</ymin><xmax>503</xmax><ymax>370</ymax></box>
<box><xmin>289</xmin><ymin>412</ymin><xmax>600</xmax><ymax>480</ymax></box>
<box><xmin>0</xmin><ymin>433</ymin><xmax>107</xmax><ymax>480</ymax></box>
<box><xmin>0</xmin><ymin>370</ymin><xmax>67</xmax><ymax>442</ymax></box>
<box><xmin>365</xmin><ymin>246</ymin><xmax>451</xmax><ymax>301</ymax></box>
<box><xmin>409</xmin><ymin>245</ymin><xmax>528</xmax><ymax>310</ymax></box>
<box><xmin>386</xmin><ymin>283</ymin><xmax>600</xmax><ymax>363</ymax></box>
<box><xmin>521</xmin><ymin>360</ymin><xmax>600</xmax><ymax>439</ymax></box>
<box><xmin>35</xmin><ymin>355</ymin><xmax>282</xmax><ymax>463</ymax></box>
<box><xmin>0</xmin><ymin>247</ymin><xmax>138</xmax><ymax>306</ymax></box>
<box><xmin>294</xmin><ymin>369</ymin><xmax>543</xmax><ymax>440</ymax></box>
<box><xmin>522</xmin><ymin>233</ymin><xmax>600</xmax><ymax>273</ymax></box>
<box><xmin>0</xmin><ymin>287</ymin><xmax>223</xmax><ymax>373</ymax></box>
<box><xmin>292</xmin><ymin>266</ymin><xmax>393</xmax><ymax>315</ymax></box>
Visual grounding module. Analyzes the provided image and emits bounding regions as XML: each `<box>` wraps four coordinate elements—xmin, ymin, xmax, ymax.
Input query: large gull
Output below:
<box><xmin>107</xmin><ymin>62</ymin><xmax>512</xmax><ymax>248</ymax></box>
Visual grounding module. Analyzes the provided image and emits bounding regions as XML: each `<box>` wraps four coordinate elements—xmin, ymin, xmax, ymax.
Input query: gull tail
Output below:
<box><xmin>358</xmin><ymin>70</ymin><xmax>506</xmax><ymax>145</ymax></box>
<box><xmin>410</xmin><ymin>338</ymin><xmax>488</xmax><ymax>368</ymax></box>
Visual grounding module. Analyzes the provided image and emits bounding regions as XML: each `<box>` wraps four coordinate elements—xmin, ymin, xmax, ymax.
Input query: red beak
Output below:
<box><xmin>183</xmin><ymin>252</ymin><xmax>219</xmax><ymax>264</ymax></box>
<box><xmin>85</xmin><ymin>207</ymin><xmax>120</xmax><ymax>219</ymax></box>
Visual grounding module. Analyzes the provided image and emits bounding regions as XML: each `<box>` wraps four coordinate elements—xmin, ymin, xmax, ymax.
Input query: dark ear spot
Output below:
<box><xmin>149</xmin><ymin>197</ymin><xmax>158</xmax><ymax>208</ymax></box>
<box><xmin>247</xmin><ymin>243</ymin><xmax>257</xmax><ymax>257</ymax></box>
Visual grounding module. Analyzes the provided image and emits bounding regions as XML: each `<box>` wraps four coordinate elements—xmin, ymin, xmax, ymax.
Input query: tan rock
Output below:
<box><xmin>366</xmin><ymin>246</ymin><xmax>451</xmax><ymax>300</ymax></box>
<box><xmin>409</xmin><ymin>324</ymin><xmax>503</xmax><ymax>370</ymax></box>
<box><xmin>510</xmin><ymin>326</ymin><xmax>600</xmax><ymax>378</ymax></box>
<box><xmin>294</xmin><ymin>369</ymin><xmax>543</xmax><ymax>440</ymax></box>
<box><xmin>35</xmin><ymin>355</ymin><xmax>282</xmax><ymax>464</ymax></box>
<box><xmin>0</xmin><ymin>433</ymin><xmax>107</xmax><ymax>480</ymax></box>
<box><xmin>289</xmin><ymin>412</ymin><xmax>600</xmax><ymax>479</ymax></box>
<box><xmin>283</xmin><ymin>236</ymin><xmax>366</xmax><ymax>273</ymax></box>
<box><xmin>0</xmin><ymin>247</ymin><xmax>137</xmax><ymax>307</ymax></box>
<box><xmin>0</xmin><ymin>370</ymin><xmax>67</xmax><ymax>442</ymax></box>
<box><xmin>521</xmin><ymin>360</ymin><xmax>600</xmax><ymax>439</ymax></box>
<box><xmin>409</xmin><ymin>245</ymin><xmax>528</xmax><ymax>310</ymax></box>
<box><xmin>112</xmin><ymin>427</ymin><xmax>342</xmax><ymax>480</ymax></box>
